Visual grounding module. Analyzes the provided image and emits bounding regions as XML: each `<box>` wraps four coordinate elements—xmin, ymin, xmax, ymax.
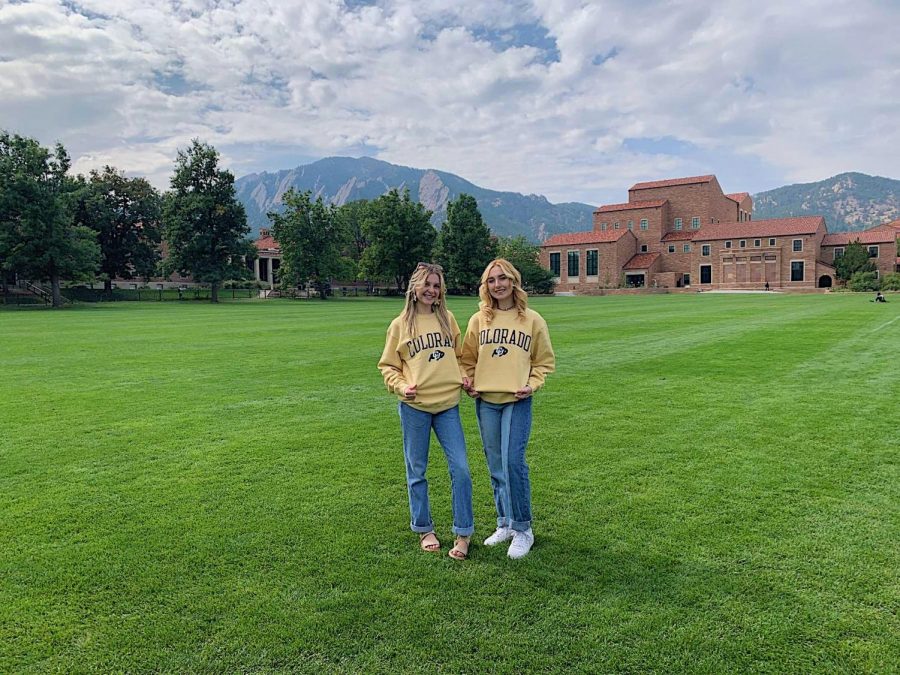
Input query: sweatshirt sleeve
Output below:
<box><xmin>450</xmin><ymin>314</ymin><xmax>467</xmax><ymax>380</ymax></box>
<box><xmin>460</xmin><ymin>314</ymin><xmax>480</xmax><ymax>379</ymax></box>
<box><xmin>527</xmin><ymin>316</ymin><xmax>556</xmax><ymax>392</ymax></box>
<box><xmin>377</xmin><ymin>323</ymin><xmax>409</xmax><ymax>395</ymax></box>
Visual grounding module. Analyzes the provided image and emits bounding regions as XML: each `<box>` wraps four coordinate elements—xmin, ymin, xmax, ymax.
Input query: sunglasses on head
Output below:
<box><xmin>416</xmin><ymin>262</ymin><xmax>443</xmax><ymax>272</ymax></box>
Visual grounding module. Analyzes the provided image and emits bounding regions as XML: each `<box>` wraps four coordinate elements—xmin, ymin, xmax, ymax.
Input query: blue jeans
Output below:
<box><xmin>475</xmin><ymin>397</ymin><xmax>533</xmax><ymax>532</ymax></box>
<box><xmin>398</xmin><ymin>403</ymin><xmax>474</xmax><ymax>536</ymax></box>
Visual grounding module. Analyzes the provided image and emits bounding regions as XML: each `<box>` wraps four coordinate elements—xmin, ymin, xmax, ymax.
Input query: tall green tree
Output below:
<box><xmin>360</xmin><ymin>189</ymin><xmax>435</xmax><ymax>292</ymax></box>
<box><xmin>163</xmin><ymin>140</ymin><xmax>251</xmax><ymax>303</ymax></box>
<box><xmin>74</xmin><ymin>166</ymin><xmax>162</xmax><ymax>293</ymax></box>
<box><xmin>497</xmin><ymin>235</ymin><xmax>555</xmax><ymax>294</ymax></box>
<box><xmin>334</xmin><ymin>199</ymin><xmax>369</xmax><ymax>284</ymax></box>
<box><xmin>0</xmin><ymin>132</ymin><xmax>99</xmax><ymax>307</ymax></box>
<box><xmin>834</xmin><ymin>240</ymin><xmax>876</xmax><ymax>282</ymax></box>
<box><xmin>269</xmin><ymin>189</ymin><xmax>342</xmax><ymax>299</ymax></box>
<box><xmin>434</xmin><ymin>193</ymin><xmax>497</xmax><ymax>294</ymax></box>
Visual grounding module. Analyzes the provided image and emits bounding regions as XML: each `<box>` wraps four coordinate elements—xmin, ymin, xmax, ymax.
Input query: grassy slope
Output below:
<box><xmin>0</xmin><ymin>295</ymin><xmax>897</xmax><ymax>673</ymax></box>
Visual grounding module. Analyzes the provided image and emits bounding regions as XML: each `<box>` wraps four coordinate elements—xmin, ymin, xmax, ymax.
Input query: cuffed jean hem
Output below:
<box><xmin>497</xmin><ymin>517</ymin><xmax>531</xmax><ymax>532</ymax></box>
<box><xmin>399</xmin><ymin>402</ymin><xmax>474</xmax><ymax>537</ymax></box>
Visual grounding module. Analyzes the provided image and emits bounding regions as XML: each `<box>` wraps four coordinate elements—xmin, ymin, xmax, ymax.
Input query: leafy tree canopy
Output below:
<box><xmin>0</xmin><ymin>131</ymin><xmax>99</xmax><ymax>306</ymax></box>
<box><xmin>73</xmin><ymin>166</ymin><xmax>162</xmax><ymax>292</ymax></box>
<box><xmin>360</xmin><ymin>188</ymin><xmax>435</xmax><ymax>291</ymax></box>
<box><xmin>163</xmin><ymin>140</ymin><xmax>251</xmax><ymax>302</ymax></box>
<box><xmin>434</xmin><ymin>193</ymin><xmax>497</xmax><ymax>294</ymax></box>
<box><xmin>269</xmin><ymin>189</ymin><xmax>342</xmax><ymax>299</ymax></box>
<box><xmin>834</xmin><ymin>240</ymin><xmax>876</xmax><ymax>282</ymax></box>
<box><xmin>496</xmin><ymin>235</ymin><xmax>555</xmax><ymax>294</ymax></box>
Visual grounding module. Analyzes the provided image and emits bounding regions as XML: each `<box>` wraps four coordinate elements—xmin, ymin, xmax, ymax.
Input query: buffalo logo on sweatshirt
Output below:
<box><xmin>407</xmin><ymin>331</ymin><xmax>455</xmax><ymax>359</ymax></box>
<box><xmin>491</xmin><ymin>346</ymin><xmax>509</xmax><ymax>358</ymax></box>
<box><xmin>428</xmin><ymin>350</ymin><xmax>445</xmax><ymax>362</ymax></box>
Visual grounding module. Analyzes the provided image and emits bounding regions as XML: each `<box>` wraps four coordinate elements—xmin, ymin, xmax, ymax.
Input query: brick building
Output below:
<box><xmin>253</xmin><ymin>228</ymin><xmax>282</xmax><ymax>287</ymax></box>
<box><xmin>540</xmin><ymin>175</ymin><xmax>897</xmax><ymax>292</ymax></box>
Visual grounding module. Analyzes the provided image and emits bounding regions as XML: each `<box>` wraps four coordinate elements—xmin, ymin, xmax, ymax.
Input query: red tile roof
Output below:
<box><xmin>692</xmin><ymin>216</ymin><xmax>825</xmax><ymax>241</ymax></box>
<box><xmin>255</xmin><ymin>236</ymin><xmax>280</xmax><ymax>251</ymax></box>
<box><xmin>630</xmin><ymin>175</ymin><xmax>715</xmax><ymax>191</ymax></box>
<box><xmin>542</xmin><ymin>229</ymin><xmax>630</xmax><ymax>247</ymax></box>
<box><xmin>623</xmin><ymin>252</ymin><xmax>660</xmax><ymax>270</ymax></box>
<box><xmin>594</xmin><ymin>199</ymin><xmax>667</xmax><ymax>213</ymax></box>
<box><xmin>726</xmin><ymin>192</ymin><xmax>750</xmax><ymax>203</ymax></box>
<box><xmin>661</xmin><ymin>231</ymin><xmax>696</xmax><ymax>241</ymax></box>
<box><xmin>821</xmin><ymin>225</ymin><xmax>897</xmax><ymax>246</ymax></box>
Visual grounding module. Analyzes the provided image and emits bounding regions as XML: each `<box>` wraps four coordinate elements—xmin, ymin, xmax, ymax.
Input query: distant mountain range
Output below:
<box><xmin>235</xmin><ymin>159</ymin><xmax>899</xmax><ymax>242</ymax></box>
<box><xmin>234</xmin><ymin>157</ymin><xmax>594</xmax><ymax>242</ymax></box>
<box><xmin>752</xmin><ymin>172</ymin><xmax>899</xmax><ymax>233</ymax></box>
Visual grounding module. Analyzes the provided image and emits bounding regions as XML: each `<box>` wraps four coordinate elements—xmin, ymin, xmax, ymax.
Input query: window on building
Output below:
<box><xmin>769</xmin><ymin>238</ymin><xmax>776</xmax><ymax>246</ymax></box>
<box><xmin>674</xmin><ymin>218</ymin><xmax>683</xmax><ymax>230</ymax></box>
<box><xmin>791</xmin><ymin>261</ymin><xmax>804</xmax><ymax>282</ymax></box>
<box><xmin>725</xmin><ymin>241</ymin><xmax>733</xmax><ymax>249</ymax></box>
<box><xmin>739</xmin><ymin>240</ymin><xmax>746</xmax><ymax>248</ymax></box>
<box><xmin>691</xmin><ymin>217</ymin><xmax>700</xmax><ymax>229</ymax></box>
<box><xmin>668</xmin><ymin>244</ymin><xmax>676</xmax><ymax>253</ymax></box>
<box><xmin>683</xmin><ymin>273</ymin><xmax>691</xmax><ymax>286</ymax></box>
<box><xmin>833</xmin><ymin>247</ymin><xmax>844</xmax><ymax>260</ymax></box>
<box><xmin>754</xmin><ymin>239</ymin><xmax>761</xmax><ymax>247</ymax></box>
<box><xmin>627</xmin><ymin>220</ymin><xmax>633</xmax><ymax>230</ymax></box>
<box><xmin>640</xmin><ymin>244</ymin><xmax>648</xmax><ymax>253</ymax></box>
<box><xmin>700</xmin><ymin>265</ymin><xmax>712</xmax><ymax>284</ymax></box>
<box><xmin>600</xmin><ymin>222</ymin><xmax>607</xmax><ymax>231</ymax></box>
<box><xmin>701</xmin><ymin>244</ymin><xmax>710</xmax><ymax>256</ymax></box>
<box><xmin>614</xmin><ymin>221</ymin><xmax>620</xmax><ymax>229</ymax></box>
<box><xmin>683</xmin><ymin>244</ymin><xmax>691</xmax><ymax>253</ymax></box>
<box><xmin>793</xmin><ymin>239</ymin><xmax>803</xmax><ymax>252</ymax></box>
<box><xmin>868</xmin><ymin>245</ymin><xmax>879</xmax><ymax>257</ymax></box>
<box><xmin>549</xmin><ymin>252</ymin><xmax>560</xmax><ymax>276</ymax></box>
<box><xmin>586</xmin><ymin>249</ymin><xmax>598</xmax><ymax>276</ymax></box>
<box><xmin>640</xmin><ymin>219</ymin><xmax>649</xmax><ymax>230</ymax></box>
<box><xmin>567</xmin><ymin>250</ymin><xmax>580</xmax><ymax>277</ymax></box>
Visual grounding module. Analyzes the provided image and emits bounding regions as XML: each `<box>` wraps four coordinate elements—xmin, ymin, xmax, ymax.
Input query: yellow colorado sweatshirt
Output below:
<box><xmin>377</xmin><ymin>310</ymin><xmax>465</xmax><ymax>414</ymax></box>
<box><xmin>461</xmin><ymin>307</ymin><xmax>555</xmax><ymax>404</ymax></box>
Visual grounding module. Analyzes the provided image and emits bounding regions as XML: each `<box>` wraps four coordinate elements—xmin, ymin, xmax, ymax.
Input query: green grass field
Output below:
<box><xmin>1</xmin><ymin>294</ymin><xmax>898</xmax><ymax>673</ymax></box>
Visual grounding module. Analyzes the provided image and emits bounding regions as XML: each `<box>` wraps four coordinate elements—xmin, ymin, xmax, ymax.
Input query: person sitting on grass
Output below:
<box><xmin>874</xmin><ymin>291</ymin><xmax>887</xmax><ymax>303</ymax></box>
<box><xmin>377</xmin><ymin>262</ymin><xmax>474</xmax><ymax>561</ymax></box>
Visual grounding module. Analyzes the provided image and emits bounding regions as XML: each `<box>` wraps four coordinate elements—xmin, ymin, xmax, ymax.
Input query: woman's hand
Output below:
<box><xmin>462</xmin><ymin>377</ymin><xmax>479</xmax><ymax>399</ymax></box>
<box><xmin>514</xmin><ymin>385</ymin><xmax>533</xmax><ymax>399</ymax></box>
<box><xmin>403</xmin><ymin>384</ymin><xmax>417</xmax><ymax>400</ymax></box>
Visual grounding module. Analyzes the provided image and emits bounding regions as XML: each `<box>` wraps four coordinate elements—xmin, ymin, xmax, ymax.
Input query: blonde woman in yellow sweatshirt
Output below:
<box><xmin>461</xmin><ymin>258</ymin><xmax>555</xmax><ymax>559</ymax></box>
<box><xmin>378</xmin><ymin>263</ymin><xmax>474</xmax><ymax>560</ymax></box>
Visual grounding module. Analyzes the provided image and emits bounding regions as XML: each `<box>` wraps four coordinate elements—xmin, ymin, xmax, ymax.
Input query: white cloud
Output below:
<box><xmin>1</xmin><ymin>0</ymin><xmax>898</xmax><ymax>203</ymax></box>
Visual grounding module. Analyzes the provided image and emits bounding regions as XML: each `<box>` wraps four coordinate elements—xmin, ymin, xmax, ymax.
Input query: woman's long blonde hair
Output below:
<box><xmin>478</xmin><ymin>258</ymin><xmax>528</xmax><ymax>323</ymax></box>
<box><xmin>400</xmin><ymin>263</ymin><xmax>454</xmax><ymax>338</ymax></box>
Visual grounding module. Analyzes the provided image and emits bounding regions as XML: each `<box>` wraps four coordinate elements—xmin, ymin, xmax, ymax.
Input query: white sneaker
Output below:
<box><xmin>507</xmin><ymin>529</ymin><xmax>534</xmax><ymax>559</ymax></box>
<box><xmin>483</xmin><ymin>527</ymin><xmax>514</xmax><ymax>546</ymax></box>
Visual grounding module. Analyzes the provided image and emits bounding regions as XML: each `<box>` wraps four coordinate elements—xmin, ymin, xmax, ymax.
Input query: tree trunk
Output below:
<box><xmin>51</xmin><ymin>272</ymin><xmax>62</xmax><ymax>308</ymax></box>
<box><xmin>104</xmin><ymin>278</ymin><xmax>113</xmax><ymax>293</ymax></box>
<box><xmin>211</xmin><ymin>282</ymin><xmax>219</xmax><ymax>303</ymax></box>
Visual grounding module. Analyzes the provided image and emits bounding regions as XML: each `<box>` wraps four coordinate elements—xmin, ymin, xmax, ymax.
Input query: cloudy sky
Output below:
<box><xmin>1</xmin><ymin>0</ymin><xmax>898</xmax><ymax>205</ymax></box>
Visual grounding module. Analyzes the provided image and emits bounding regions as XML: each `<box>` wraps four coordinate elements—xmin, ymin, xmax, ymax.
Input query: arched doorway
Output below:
<box><xmin>818</xmin><ymin>275</ymin><xmax>832</xmax><ymax>288</ymax></box>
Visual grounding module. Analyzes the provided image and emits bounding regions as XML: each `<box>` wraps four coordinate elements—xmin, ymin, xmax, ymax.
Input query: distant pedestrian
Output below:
<box><xmin>378</xmin><ymin>262</ymin><xmax>474</xmax><ymax>560</ymax></box>
<box><xmin>764</xmin><ymin>281</ymin><xmax>770</xmax><ymax>292</ymax></box>
<box><xmin>874</xmin><ymin>291</ymin><xmax>887</xmax><ymax>303</ymax></box>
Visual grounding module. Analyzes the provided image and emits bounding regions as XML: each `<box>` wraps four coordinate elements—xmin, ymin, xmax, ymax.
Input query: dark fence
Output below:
<box><xmin>61</xmin><ymin>287</ymin><xmax>255</xmax><ymax>302</ymax></box>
